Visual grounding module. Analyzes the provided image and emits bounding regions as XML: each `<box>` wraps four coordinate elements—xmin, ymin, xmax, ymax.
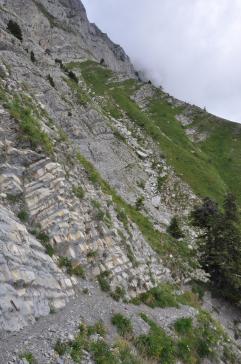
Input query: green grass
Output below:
<box><xmin>65</xmin><ymin>78</ymin><xmax>90</xmax><ymax>106</ymax></box>
<box><xmin>31</xmin><ymin>229</ymin><xmax>54</xmax><ymax>257</ymax></box>
<box><xmin>136</xmin><ymin>315</ymin><xmax>176</xmax><ymax>364</ymax></box>
<box><xmin>97</xmin><ymin>271</ymin><xmax>111</xmax><ymax>292</ymax></box>
<box><xmin>78</xmin><ymin>60</ymin><xmax>241</xmax><ymax>207</ymax></box>
<box><xmin>76</xmin><ymin>152</ymin><xmax>198</xmax><ymax>274</ymax></box>
<box><xmin>112</xmin><ymin>313</ymin><xmax>133</xmax><ymax>337</ymax></box>
<box><xmin>174</xmin><ymin>318</ymin><xmax>193</xmax><ymax>335</ymax></box>
<box><xmin>174</xmin><ymin>311</ymin><xmax>227</xmax><ymax>364</ymax></box>
<box><xmin>58</xmin><ymin>257</ymin><xmax>85</xmax><ymax>278</ymax></box>
<box><xmin>72</xmin><ymin>185</ymin><xmax>85</xmax><ymax>199</ymax></box>
<box><xmin>17</xmin><ymin>209</ymin><xmax>29</xmax><ymax>222</ymax></box>
<box><xmin>20</xmin><ymin>352</ymin><xmax>37</xmax><ymax>364</ymax></box>
<box><xmin>131</xmin><ymin>284</ymin><xmax>201</xmax><ymax>309</ymax></box>
<box><xmin>7</xmin><ymin>97</ymin><xmax>53</xmax><ymax>154</ymax></box>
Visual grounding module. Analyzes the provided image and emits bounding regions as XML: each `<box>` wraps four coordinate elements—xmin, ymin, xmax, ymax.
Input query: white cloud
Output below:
<box><xmin>82</xmin><ymin>0</ymin><xmax>241</xmax><ymax>122</ymax></box>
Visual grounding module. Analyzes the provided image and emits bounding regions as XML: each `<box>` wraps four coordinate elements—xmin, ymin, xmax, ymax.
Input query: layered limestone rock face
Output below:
<box><xmin>0</xmin><ymin>205</ymin><xmax>75</xmax><ymax>332</ymax></box>
<box><xmin>0</xmin><ymin>0</ymin><xmax>134</xmax><ymax>75</ymax></box>
<box><xmin>0</xmin><ymin>101</ymin><xmax>171</xmax><ymax>332</ymax></box>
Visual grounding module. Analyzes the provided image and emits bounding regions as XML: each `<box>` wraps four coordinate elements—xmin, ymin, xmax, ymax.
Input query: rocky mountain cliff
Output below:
<box><xmin>0</xmin><ymin>1</ymin><xmax>241</xmax><ymax>363</ymax></box>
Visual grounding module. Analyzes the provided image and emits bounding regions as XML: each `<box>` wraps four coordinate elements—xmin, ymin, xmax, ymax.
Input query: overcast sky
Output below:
<box><xmin>82</xmin><ymin>0</ymin><xmax>241</xmax><ymax>123</ymax></box>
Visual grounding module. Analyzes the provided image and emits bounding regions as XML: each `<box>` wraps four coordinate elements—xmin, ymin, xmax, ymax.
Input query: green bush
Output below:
<box><xmin>54</xmin><ymin>339</ymin><xmax>67</xmax><ymax>356</ymax></box>
<box><xmin>167</xmin><ymin>216</ymin><xmax>184</xmax><ymax>239</ymax></box>
<box><xmin>90</xmin><ymin>340</ymin><xmax>117</xmax><ymax>364</ymax></box>
<box><xmin>68</xmin><ymin>70</ymin><xmax>78</xmax><ymax>83</ymax></box>
<box><xmin>131</xmin><ymin>284</ymin><xmax>178</xmax><ymax>308</ymax></box>
<box><xmin>97</xmin><ymin>271</ymin><xmax>111</xmax><ymax>292</ymax></box>
<box><xmin>58</xmin><ymin>257</ymin><xmax>85</xmax><ymax>277</ymax></box>
<box><xmin>17</xmin><ymin>209</ymin><xmax>29</xmax><ymax>222</ymax></box>
<box><xmin>112</xmin><ymin>313</ymin><xmax>133</xmax><ymax>338</ymax></box>
<box><xmin>7</xmin><ymin>20</ymin><xmax>23</xmax><ymax>41</ymax></box>
<box><xmin>86</xmin><ymin>321</ymin><xmax>106</xmax><ymax>337</ymax></box>
<box><xmin>135</xmin><ymin>196</ymin><xmax>144</xmax><ymax>210</ymax></box>
<box><xmin>174</xmin><ymin>318</ymin><xmax>193</xmax><ymax>335</ymax></box>
<box><xmin>135</xmin><ymin>316</ymin><xmax>175</xmax><ymax>364</ymax></box>
<box><xmin>72</xmin><ymin>185</ymin><xmax>85</xmax><ymax>199</ymax></box>
<box><xmin>111</xmin><ymin>286</ymin><xmax>126</xmax><ymax>301</ymax></box>
<box><xmin>86</xmin><ymin>250</ymin><xmax>98</xmax><ymax>259</ymax></box>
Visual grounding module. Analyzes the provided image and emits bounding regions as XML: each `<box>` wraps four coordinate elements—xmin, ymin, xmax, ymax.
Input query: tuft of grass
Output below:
<box><xmin>31</xmin><ymin>230</ymin><xmax>54</xmax><ymax>257</ymax></box>
<box><xmin>86</xmin><ymin>250</ymin><xmax>98</xmax><ymax>259</ymax></box>
<box><xmin>58</xmin><ymin>257</ymin><xmax>85</xmax><ymax>278</ymax></box>
<box><xmin>72</xmin><ymin>185</ymin><xmax>85</xmax><ymax>199</ymax></box>
<box><xmin>90</xmin><ymin>340</ymin><xmax>117</xmax><ymax>364</ymax></box>
<box><xmin>97</xmin><ymin>271</ymin><xmax>111</xmax><ymax>292</ymax></box>
<box><xmin>111</xmin><ymin>286</ymin><xmax>126</xmax><ymax>302</ymax></box>
<box><xmin>17</xmin><ymin>209</ymin><xmax>29</xmax><ymax>222</ymax></box>
<box><xmin>20</xmin><ymin>352</ymin><xmax>37</xmax><ymax>364</ymax></box>
<box><xmin>86</xmin><ymin>321</ymin><xmax>106</xmax><ymax>337</ymax></box>
<box><xmin>112</xmin><ymin>313</ymin><xmax>133</xmax><ymax>338</ymax></box>
<box><xmin>65</xmin><ymin>78</ymin><xmax>89</xmax><ymax>106</ymax></box>
<box><xmin>54</xmin><ymin>339</ymin><xmax>67</xmax><ymax>356</ymax></box>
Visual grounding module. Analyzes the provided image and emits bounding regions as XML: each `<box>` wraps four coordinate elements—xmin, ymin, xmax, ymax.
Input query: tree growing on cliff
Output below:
<box><xmin>191</xmin><ymin>194</ymin><xmax>241</xmax><ymax>304</ymax></box>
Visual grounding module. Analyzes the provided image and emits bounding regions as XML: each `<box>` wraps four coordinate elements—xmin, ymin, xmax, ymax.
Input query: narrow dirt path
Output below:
<box><xmin>0</xmin><ymin>282</ymin><xmax>196</xmax><ymax>364</ymax></box>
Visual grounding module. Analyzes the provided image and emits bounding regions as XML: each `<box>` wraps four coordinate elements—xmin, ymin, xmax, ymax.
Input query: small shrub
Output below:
<box><xmin>97</xmin><ymin>271</ymin><xmax>111</xmax><ymax>292</ymax></box>
<box><xmin>111</xmin><ymin>286</ymin><xmax>126</xmax><ymax>301</ymax></box>
<box><xmin>7</xmin><ymin>20</ymin><xmax>23</xmax><ymax>41</ymax></box>
<box><xmin>18</xmin><ymin>209</ymin><xmax>29</xmax><ymax>222</ymax></box>
<box><xmin>58</xmin><ymin>257</ymin><xmax>85</xmax><ymax>277</ymax></box>
<box><xmin>137</xmin><ymin>180</ymin><xmax>145</xmax><ymax>189</ymax></box>
<box><xmin>191</xmin><ymin>281</ymin><xmax>205</xmax><ymax>300</ymax></box>
<box><xmin>72</xmin><ymin>264</ymin><xmax>85</xmax><ymax>278</ymax></box>
<box><xmin>7</xmin><ymin>193</ymin><xmax>22</xmax><ymax>203</ymax></box>
<box><xmin>87</xmin><ymin>321</ymin><xmax>106</xmax><ymax>337</ymax></box>
<box><xmin>30</xmin><ymin>51</ymin><xmax>36</xmax><ymax>63</ymax></box>
<box><xmin>86</xmin><ymin>250</ymin><xmax>98</xmax><ymax>259</ymax></box>
<box><xmin>68</xmin><ymin>70</ymin><xmax>78</xmax><ymax>83</ymax></box>
<box><xmin>157</xmin><ymin>175</ymin><xmax>166</xmax><ymax>192</ymax></box>
<box><xmin>90</xmin><ymin>340</ymin><xmax>116</xmax><ymax>364</ymax></box>
<box><xmin>31</xmin><ymin>230</ymin><xmax>54</xmax><ymax>257</ymax></box>
<box><xmin>167</xmin><ymin>216</ymin><xmax>184</xmax><ymax>239</ymax></box>
<box><xmin>73</xmin><ymin>185</ymin><xmax>85</xmax><ymax>199</ymax></box>
<box><xmin>131</xmin><ymin>284</ymin><xmax>179</xmax><ymax>308</ymax></box>
<box><xmin>113</xmin><ymin>130</ymin><xmax>126</xmax><ymax>143</ymax></box>
<box><xmin>174</xmin><ymin>318</ymin><xmax>193</xmax><ymax>335</ymax></box>
<box><xmin>135</xmin><ymin>196</ymin><xmax>144</xmax><ymax>211</ymax></box>
<box><xmin>112</xmin><ymin>313</ymin><xmax>133</xmax><ymax>337</ymax></box>
<box><xmin>54</xmin><ymin>339</ymin><xmax>67</xmax><ymax>356</ymax></box>
<box><xmin>135</xmin><ymin>316</ymin><xmax>175</xmax><ymax>363</ymax></box>
<box><xmin>47</xmin><ymin>74</ymin><xmax>55</xmax><ymax>88</ymax></box>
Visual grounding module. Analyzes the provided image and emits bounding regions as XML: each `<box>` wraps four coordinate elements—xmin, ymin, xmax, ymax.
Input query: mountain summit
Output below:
<box><xmin>0</xmin><ymin>1</ymin><xmax>241</xmax><ymax>363</ymax></box>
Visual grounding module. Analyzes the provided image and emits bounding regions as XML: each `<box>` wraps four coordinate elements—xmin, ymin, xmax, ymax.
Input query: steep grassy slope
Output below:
<box><xmin>74</xmin><ymin>60</ymin><xmax>241</xmax><ymax>206</ymax></box>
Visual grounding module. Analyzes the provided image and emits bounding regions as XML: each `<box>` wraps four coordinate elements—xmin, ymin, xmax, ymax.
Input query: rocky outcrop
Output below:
<box><xmin>0</xmin><ymin>204</ymin><xmax>75</xmax><ymax>332</ymax></box>
<box><xmin>0</xmin><ymin>0</ymin><xmax>135</xmax><ymax>75</ymax></box>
